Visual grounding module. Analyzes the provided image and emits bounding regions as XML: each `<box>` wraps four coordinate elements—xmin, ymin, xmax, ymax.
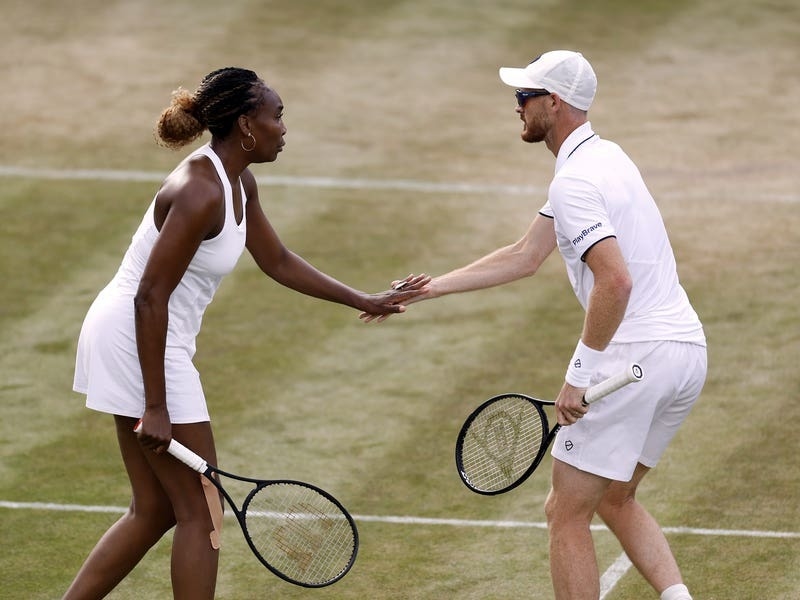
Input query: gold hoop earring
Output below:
<box><xmin>241</xmin><ymin>132</ymin><xmax>256</xmax><ymax>152</ymax></box>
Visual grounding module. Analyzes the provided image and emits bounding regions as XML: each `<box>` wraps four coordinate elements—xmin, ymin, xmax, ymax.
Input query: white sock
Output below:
<box><xmin>660</xmin><ymin>583</ymin><xmax>692</xmax><ymax>600</ymax></box>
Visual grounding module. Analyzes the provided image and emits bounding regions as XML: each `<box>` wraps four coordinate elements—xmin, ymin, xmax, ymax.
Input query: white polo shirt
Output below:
<box><xmin>539</xmin><ymin>122</ymin><xmax>705</xmax><ymax>345</ymax></box>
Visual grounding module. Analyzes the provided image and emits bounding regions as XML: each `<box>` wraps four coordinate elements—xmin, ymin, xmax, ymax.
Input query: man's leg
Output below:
<box><xmin>597</xmin><ymin>462</ymin><xmax>690</xmax><ymax>598</ymax></box>
<box><xmin>545</xmin><ymin>459</ymin><xmax>611</xmax><ymax>600</ymax></box>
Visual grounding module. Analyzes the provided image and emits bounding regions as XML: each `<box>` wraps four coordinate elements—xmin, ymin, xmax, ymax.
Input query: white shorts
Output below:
<box><xmin>551</xmin><ymin>340</ymin><xmax>706</xmax><ymax>482</ymax></box>
<box><xmin>73</xmin><ymin>289</ymin><xmax>210</xmax><ymax>424</ymax></box>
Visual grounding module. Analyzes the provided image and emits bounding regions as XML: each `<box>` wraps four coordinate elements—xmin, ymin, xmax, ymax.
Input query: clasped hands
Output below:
<box><xmin>359</xmin><ymin>273</ymin><xmax>431</xmax><ymax>323</ymax></box>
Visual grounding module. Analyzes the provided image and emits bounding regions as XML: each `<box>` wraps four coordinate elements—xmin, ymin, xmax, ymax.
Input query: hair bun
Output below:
<box><xmin>155</xmin><ymin>87</ymin><xmax>205</xmax><ymax>149</ymax></box>
<box><xmin>171</xmin><ymin>87</ymin><xmax>198</xmax><ymax>117</ymax></box>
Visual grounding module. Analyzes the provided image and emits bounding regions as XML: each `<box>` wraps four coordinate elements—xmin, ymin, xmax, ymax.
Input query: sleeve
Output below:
<box><xmin>549</xmin><ymin>174</ymin><xmax>615</xmax><ymax>261</ymax></box>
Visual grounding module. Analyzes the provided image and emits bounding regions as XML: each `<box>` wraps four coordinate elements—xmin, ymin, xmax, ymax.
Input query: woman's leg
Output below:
<box><xmin>154</xmin><ymin>420</ymin><xmax>221</xmax><ymax>599</ymax></box>
<box><xmin>63</xmin><ymin>415</ymin><xmax>177</xmax><ymax>599</ymax></box>
<box><xmin>63</xmin><ymin>416</ymin><xmax>220</xmax><ymax>600</ymax></box>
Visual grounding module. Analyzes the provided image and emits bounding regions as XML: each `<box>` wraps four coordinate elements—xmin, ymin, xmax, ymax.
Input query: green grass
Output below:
<box><xmin>1</xmin><ymin>1</ymin><xmax>799</xmax><ymax>599</ymax></box>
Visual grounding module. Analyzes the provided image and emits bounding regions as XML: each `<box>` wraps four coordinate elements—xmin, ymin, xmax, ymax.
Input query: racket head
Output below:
<box><xmin>455</xmin><ymin>393</ymin><xmax>551</xmax><ymax>495</ymax></box>
<box><xmin>240</xmin><ymin>480</ymin><xmax>359</xmax><ymax>587</ymax></box>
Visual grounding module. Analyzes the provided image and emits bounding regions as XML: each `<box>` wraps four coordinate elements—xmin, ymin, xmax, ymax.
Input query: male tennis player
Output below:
<box><xmin>368</xmin><ymin>50</ymin><xmax>706</xmax><ymax>600</ymax></box>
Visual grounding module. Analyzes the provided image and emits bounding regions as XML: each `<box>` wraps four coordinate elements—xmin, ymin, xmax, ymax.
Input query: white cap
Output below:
<box><xmin>499</xmin><ymin>50</ymin><xmax>597</xmax><ymax>111</ymax></box>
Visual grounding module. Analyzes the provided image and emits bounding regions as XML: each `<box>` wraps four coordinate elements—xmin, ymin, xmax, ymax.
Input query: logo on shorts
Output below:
<box><xmin>564</xmin><ymin>440</ymin><xmax>574</xmax><ymax>451</ymax></box>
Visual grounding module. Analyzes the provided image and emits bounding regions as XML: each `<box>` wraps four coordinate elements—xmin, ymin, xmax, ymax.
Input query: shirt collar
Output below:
<box><xmin>555</xmin><ymin>121</ymin><xmax>596</xmax><ymax>173</ymax></box>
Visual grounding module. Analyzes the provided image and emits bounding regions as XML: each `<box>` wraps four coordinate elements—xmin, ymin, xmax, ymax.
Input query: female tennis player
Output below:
<box><xmin>64</xmin><ymin>67</ymin><xmax>428</xmax><ymax>600</ymax></box>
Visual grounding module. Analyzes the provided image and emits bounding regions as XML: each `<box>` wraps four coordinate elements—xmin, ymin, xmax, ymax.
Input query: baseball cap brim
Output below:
<box><xmin>499</xmin><ymin>67</ymin><xmax>546</xmax><ymax>90</ymax></box>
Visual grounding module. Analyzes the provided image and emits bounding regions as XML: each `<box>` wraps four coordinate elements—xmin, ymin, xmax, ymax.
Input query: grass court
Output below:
<box><xmin>1</xmin><ymin>1</ymin><xmax>798</xmax><ymax>598</ymax></box>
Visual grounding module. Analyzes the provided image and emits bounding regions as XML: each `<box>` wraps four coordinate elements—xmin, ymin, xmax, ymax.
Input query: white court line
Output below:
<box><xmin>1</xmin><ymin>164</ymin><xmax>798</xmax><ymax>203</ymax></box>
<box><xmin>0</xmin><ymin>165</ymin><xmax>543</xmax><ymax>196</ymax></box>
<box><xmin>0</xmin><ymin>500</ymin><xmax>127</xmax><ymax>513</ymax></box>
<box><xmin>3</xmin><ymin>500</ymin><xmax>799</xmax><ymax>538</ymax></box>
<box><xmin>5</xmin><ymin>500</ymin><xmax>797</xmax><ymax>597</ymax></box>
<box><xmin>599</xmin><ymin>553</ymin><xmax>633</xmax><ymax>600</ymax></box>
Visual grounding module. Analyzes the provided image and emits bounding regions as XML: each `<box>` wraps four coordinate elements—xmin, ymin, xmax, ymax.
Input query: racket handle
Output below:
<box><xmin>133</xmin><ymin>420</ymin><xmax>209</xmax><ymax>473</ymax></box>
<box><xmin>583</xmin><ymin>363</ymin><xmax>643</xmax><ymax>404</ymax></box>
<box><xmin>166</xmin><ymin>439</ymin><xmax>209</xmax><ymax>473</ymax></box>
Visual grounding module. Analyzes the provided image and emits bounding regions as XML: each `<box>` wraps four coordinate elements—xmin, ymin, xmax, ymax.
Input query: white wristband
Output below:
<box><xmin>565</xmin><ymin>339</ymin><xmax>604</xmax><ymax>388</ymax></box>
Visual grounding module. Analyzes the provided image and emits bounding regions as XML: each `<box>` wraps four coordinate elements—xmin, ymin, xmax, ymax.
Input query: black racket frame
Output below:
<box><xmin>199</xmin><ymin>464</ymin><xmax>359</xmax><ymax>588</ymax></box>
<box><xmin>455</xmin><ymin>393</ymin><xmax>558</xmax><ymax>496</ymax></box>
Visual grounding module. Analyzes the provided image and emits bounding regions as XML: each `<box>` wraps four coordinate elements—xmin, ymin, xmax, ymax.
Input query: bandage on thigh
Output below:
<box><xmin>201</xmin><ymin>474</ymin><xmax>224</xmax><ymax>549</ymax></box>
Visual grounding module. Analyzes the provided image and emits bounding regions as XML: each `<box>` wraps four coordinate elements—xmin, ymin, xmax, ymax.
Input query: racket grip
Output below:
<box><xmin>583</xmin><ymin>363</ymin><xmax>643</xmax><ymax>404</ymax></box>
<box><xmin>133</xmin><ymin>420</ymin><xmax>209</xmax><ymax>473</ymax></box>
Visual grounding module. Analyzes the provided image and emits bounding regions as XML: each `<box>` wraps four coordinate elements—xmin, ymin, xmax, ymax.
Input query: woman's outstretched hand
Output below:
<box><xmin>359</xmin><ymin>273</ymin><xmax>431</xmax><ymax>323</ymax></box>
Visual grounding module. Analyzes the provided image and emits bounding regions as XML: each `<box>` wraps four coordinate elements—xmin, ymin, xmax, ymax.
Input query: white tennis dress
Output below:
<box><xmin>73</xmin><ymin>144</ymin><xmax>247</xmax><ymax>423</ymax></box>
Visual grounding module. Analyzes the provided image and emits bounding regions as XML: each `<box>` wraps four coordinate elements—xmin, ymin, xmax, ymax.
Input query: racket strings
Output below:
<box><xmin>459</xmin><ymin>396</ymin><xmax>546</xmax><ymax>493</ymax></box>
<box><xmin>243</xmin><ymin>483</ymin><xmax>356</xmax><ymax>586</ymax></box>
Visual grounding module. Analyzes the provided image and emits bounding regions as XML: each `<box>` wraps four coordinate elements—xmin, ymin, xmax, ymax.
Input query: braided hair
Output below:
<box><xmin>156</xmin><ymin>67</ymin><xmax>268</xmax><ymax>149</ymax></box>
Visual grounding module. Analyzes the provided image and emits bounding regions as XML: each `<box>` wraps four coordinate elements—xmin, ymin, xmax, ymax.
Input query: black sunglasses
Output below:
<box><xmin>515</xmin><ymin>89</ymin><xmax>550</xmax><ymax>107</ymax></box>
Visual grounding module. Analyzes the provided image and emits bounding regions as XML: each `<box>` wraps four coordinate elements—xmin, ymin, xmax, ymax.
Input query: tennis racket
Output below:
<box><xmin>455</xmin><ymin>363</ymin><xmax>643</xmax><ymax>495</ymax></box>
<box><xmin>134</xmin><ymin>423</ymin><xmax>358</xmax><ymax>587</ymax></box>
